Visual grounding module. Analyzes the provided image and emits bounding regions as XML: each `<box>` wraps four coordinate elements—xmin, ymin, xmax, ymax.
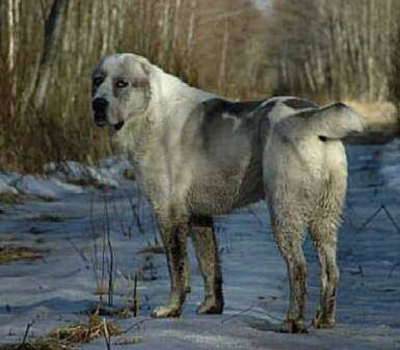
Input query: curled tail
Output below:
<box><xmin>271</xmin><ymin>102</ymin><xmax>365</xmax><ymax>142</ymax></box>
<box><xmin>306</xmin><ymin>102</ymin><xmax>365</xmax><ymax>141</ymax></box>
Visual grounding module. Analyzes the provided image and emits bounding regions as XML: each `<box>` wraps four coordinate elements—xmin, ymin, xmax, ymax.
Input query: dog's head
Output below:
<box><xmin>91</xmin><ymin>54</ymin><xmax>151</xmax><ymax>131</ymax></box>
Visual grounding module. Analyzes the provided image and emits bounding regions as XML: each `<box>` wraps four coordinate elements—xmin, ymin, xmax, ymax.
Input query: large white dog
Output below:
<box><xmin>91</xmin><ymin>53</ymin><xmax>364</xmax><ymax>333</ymax></box>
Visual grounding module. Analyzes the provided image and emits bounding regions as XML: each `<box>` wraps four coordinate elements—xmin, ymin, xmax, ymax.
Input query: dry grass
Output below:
<box><xmin>0</xmin><ymin>313</ymin><xmax>122</xmax><ymax>350</ymax></box>
<box><xmin>0</xmin><ymin>193</ymin><xmax>25</xmax><ymax>205</ymax></box>
<box><xmin>81</xmin><ymin>305</ymin><xmax>136</xmax><ymax>319</ymax></box>
<box><xmin>123</xmin><ymin>169</ymin><xmax>136</xmax><ymax>181</ymax></box>
<box><xmin>344</xmin><ymin>99</ymin><xmax>400</xmax><ymax>143</ymax></box>
<box><xmin>345</xmin><ymin>100</ymin><xmax>398</xmax><ymax>127</ymax></box>
<box><xmin>0</xmin><ymin>246</ymin><xmax>45</xmax><ymax>265</ymax></box>
<box><xmin>50</xmin><ymin>313</ymin><xmax>121</xmax><ymax>343</ymax></box>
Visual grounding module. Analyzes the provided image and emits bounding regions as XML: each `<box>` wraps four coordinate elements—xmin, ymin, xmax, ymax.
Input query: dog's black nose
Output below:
<box><xmin>92</xmin><ymin>98</ymin><xmax>108</xmax><ymax>113</ymax></box>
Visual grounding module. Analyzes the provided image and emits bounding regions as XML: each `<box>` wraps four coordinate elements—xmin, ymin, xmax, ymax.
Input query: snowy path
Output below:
<box><xmin>0</xmin><ymin>144</ymin><xmax>400</xmax><ymax>349</ymax></box>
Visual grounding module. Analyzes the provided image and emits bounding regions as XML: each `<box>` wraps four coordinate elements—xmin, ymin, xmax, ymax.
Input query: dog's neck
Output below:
<box><xmin>113</xmin><ymin>67</ymin><xmax>214</xmax><ymax>158</ymax></box>
<box><xmin>149</xmin><ymin>65</ymin><xmax>214</xmax><ymax>115</ymax></box>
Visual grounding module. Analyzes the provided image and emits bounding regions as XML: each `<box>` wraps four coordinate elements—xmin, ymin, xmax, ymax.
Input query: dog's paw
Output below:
<box><xmin>196</xmin><ymin>297</ymin><xmax>224</xmax><ymax>315</ymax></box>
<box><xmin>312</xmin><ymin>315</ymin><xmax>335</xmax><ymax>329</ymax></box>
<box><xmin>151</xmin><ymin>304</ymin><xmax>182</xmax><ymax>318</ymax></box>
<box><xmin>275</xmin><ymin>320</ymin><xmax>308</xmax><ymax>334</ymax></box>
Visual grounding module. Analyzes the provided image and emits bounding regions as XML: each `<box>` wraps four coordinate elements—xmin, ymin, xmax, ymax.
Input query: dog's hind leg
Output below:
<box><xmin>152</xmin><ymin>216</ymin><xmax>189</xmax><ymax>318</ymax></box>
<box><xmin>183</xmin><ymin>253</ymin><xmax>191</xmax><ymax>294</ymax></box>
<box><xmin>190</xmin><ymin>216</ymin><xmax>224</xmax><ymax>314</ymax></box>
<box><xmin>310</xmin><ymin>175</ymin><xmax>345</xmax><ymax>329</ymax></box>
<box><xmin>310</xmin><ymin>226</ymin><xmax>339</xmax><ymax>329</ymax></box>
<box><xmin>270</xmin><ymin>210</ymin><xmax>308</xmax><ymax>333</ymax></box>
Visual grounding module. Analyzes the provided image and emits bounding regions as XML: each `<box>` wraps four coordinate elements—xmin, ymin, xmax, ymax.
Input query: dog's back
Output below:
<box><xmin>181</xmin><ymin>97</ymin><xmax>320</xmax><ymax>216</ymax></box>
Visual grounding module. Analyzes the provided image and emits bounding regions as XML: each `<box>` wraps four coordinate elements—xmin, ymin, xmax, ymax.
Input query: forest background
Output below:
<box><xmin>1</xmin><ymin>0</ymin><xmax>399</xmax><ymax>173</ymax></box>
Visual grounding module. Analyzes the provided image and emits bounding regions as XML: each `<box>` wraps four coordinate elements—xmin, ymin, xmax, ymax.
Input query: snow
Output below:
<box><xmin>0</xmin><ymin>157</ymin><xmax>131</xmax><ymax>200</ymax></box>
<box><xmin>379</xmin><ymin>139</ymin><xmax>400</xmax><ymax>191</ymax></box>
<box><xmin>0</xmin><ymin>175</ymin><xmax>18</xmax><ymax>195</ymax></box>
<box><xmin>44</xmin><ymin>160</ymin><xmax>120</xmax><ymax>188</ymax></box>
<box><xmin>0</xmin><ymin>146</ymin><xmax>400</xmax><ymax>349</ymax></box>
<box><xmin>13</xmin><ymin>175</ymin><xmax>84</xmax><ymax>199</ymax></box>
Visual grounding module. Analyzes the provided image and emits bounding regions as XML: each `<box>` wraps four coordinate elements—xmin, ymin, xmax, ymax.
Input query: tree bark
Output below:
<box><xmin>25</xmin><ymin>0</ymin><xmax>68</xmax><ymax>115</ymax></box>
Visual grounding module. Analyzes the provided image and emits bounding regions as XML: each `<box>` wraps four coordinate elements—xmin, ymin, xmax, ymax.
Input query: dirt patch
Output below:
<box><xmin>66</xmin><ymin>179</ymin><xmax>109</xmax><ymax>190</ymax></box>
<box><xmin>29</xmin><ymin>214</ymin><xmax>68</xmax><ymax>223</ymax></box>
<box><xmin>0</xmin><ymin>246</ymin><xmax>46</xmax><ymax>265</ymax></box>
<box><xmin>28</xmin><ymin>227</ymin><xmax>52</xmax><ymax>235</ymax></box>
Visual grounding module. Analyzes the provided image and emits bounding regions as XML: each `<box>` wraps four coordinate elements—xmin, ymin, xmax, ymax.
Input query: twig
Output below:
<box><xmin>388</xmin><ymin>261</ymin><xmax>400</xmax><ymax>278</ymax></box>
<box><xmin>112</xmin><ymin>200</ymin><xmax>130</xmax><ymax>237</ymax></box>
<box><xmin>382</xmin><ymin>205</ymin><xmax>400</xmax><ymax>236</ymax></box>
<box><xmin>121</xmin><ymin>184</ymin><xmax>144</xmax><ymax>234</ymax></box>
<box><xmin>247</xmin><ymin>207</ymin><xmax>264</xmax><ymax>228</ymax></box>
<box><xmin>21</xmin><ymin>321</ymin><xmax>34</xmax><ymax>345</ymax></box>
<box><xmin>103</xmin><ymin>318</ymin><xmax>112</xmax><ymax>350</ymax></box>
<box><xmin>220</xmin><ymin>305</ymin><xmax>255</xmax><ymax>324</ymax></box>
<box><xmin>90</xmin><ymin>192</ymin><xmax>101</xmax><ymax>300</ymax></box>
<box><xmin>122</xmin><ymin>317</ymin><xmax>153</xmax><ymax>334</ymax></box>
<box><xmin>100</xmin><ymin>194</ymin><xmax>107</xmax><ymax>306</ymax></box>
<box><xmin>352</xmin><ymin>204</ymin><xmax>400</xmax><ymax>278</ymax></box>
<box><xmin>67</xmin><ymin>237</ymin><xmax>88</xmax><ymax>264</ymax></box>
<box><xmin>357</xmin><ymin>205</ymin><xmax>384</xmax><ymax>232</ymax></box>
<box><xmin>355</xmin><ymin>205</ymin><xmax>400</xmax><ymax>234</ymax></box>
<box><xmin>358</xmin><ymin>265</ymin><xmax>365</xmax><ymax>277</ymax></box>
<box><xmin>104</xmin><ymin>191</ymin><xmax>115</xmax><ymax>307</ymax></box>
<box><xmin>133</xmin><ymin>273</ymin><xmax>139</xmax><ymax>317</ymax></box>
<box><xmin>345</xmin><ymin>201</ymin><xmax>358</xmax><ymax>229</ymax></box>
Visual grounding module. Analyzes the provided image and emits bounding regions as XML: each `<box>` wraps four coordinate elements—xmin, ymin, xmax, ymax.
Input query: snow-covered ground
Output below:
<box><xmin>0</xmin><ymin>142</ymin><xmax>400</xmax><ymax>349</ymax></box>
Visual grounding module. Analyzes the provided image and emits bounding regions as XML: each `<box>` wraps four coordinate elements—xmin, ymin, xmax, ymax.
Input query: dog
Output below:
<box><xmin>91</xmin><ymin>53</ymin><xmax>364</xmax><ymax>333</ymax></box>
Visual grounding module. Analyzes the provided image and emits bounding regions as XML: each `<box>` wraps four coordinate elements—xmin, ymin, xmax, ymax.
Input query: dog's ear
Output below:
<box><xmin>139</xmin><ymin>61</ymin><xmax>152</xmax><ymax>77</ymax></box>
<box><xmin>134</xmin><ymin>56</ymin><xmax>152</xmax><ymax>77</ymax></box>
<box><xmin>306</xmin><ymin>102</ymin><xmax>365</xmax><ymax>140</ymax></box>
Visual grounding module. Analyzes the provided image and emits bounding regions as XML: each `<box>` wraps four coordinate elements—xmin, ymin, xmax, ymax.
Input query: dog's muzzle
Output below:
<box><xmin>92</xmin><ymin>98</ymin><xmax>108</xmax><ymax>127</ymax></box>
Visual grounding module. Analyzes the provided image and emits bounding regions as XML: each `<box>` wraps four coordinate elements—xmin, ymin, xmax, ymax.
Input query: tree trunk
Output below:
<box><xmin>6</xmin><ymin>0</ymin><xmax>20</xmax><ymax>119</ymax></box>
<box><xmin>25</xmin><ymin>0</ymin><xmax>68</xmax><ymax>115</ymax></box>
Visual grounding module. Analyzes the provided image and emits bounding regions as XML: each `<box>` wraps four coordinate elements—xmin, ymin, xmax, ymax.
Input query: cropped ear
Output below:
<box><xmin>306</xmin><ymin>102</ymin><xmax>365</xmax><ymax>140</ymax></box>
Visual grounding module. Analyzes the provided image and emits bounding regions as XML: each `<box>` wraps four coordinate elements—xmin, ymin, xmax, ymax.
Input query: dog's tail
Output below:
<box><xmin>273</xmin><ymin>102</ymin><xmax>365</xmax><ymax>142</ymax></box>
<box><xmin>301</xmin><ymin>102</ymin><xmax>400</xmax><ymax>144</ymax></box>
<box><xmin>304</xmin><ymin>102</ymin><xmax>365</xmax><ymax>141</ymax></box>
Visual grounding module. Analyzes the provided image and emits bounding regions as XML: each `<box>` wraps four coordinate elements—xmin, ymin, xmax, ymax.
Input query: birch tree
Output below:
<box><xmin>268</xmin><ymin>0</ymin><xmax>400</xmax><ymax>101</ymax></box>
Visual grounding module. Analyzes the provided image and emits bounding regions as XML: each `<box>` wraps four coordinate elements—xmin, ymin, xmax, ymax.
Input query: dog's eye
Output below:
<box><xmin>93</xmin><ymin>77</ymin><xmax>103</xmax><ymax>86</ymax></box>
<box><xmin>116</xmin><ymin>80</ymin><xmax>129</xmax><ymax>88</ymax></box>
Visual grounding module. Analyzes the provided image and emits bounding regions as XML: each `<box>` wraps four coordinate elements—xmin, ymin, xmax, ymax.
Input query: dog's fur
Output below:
<box><xmin>91</xmin><ymin>53</ymin><xmax>364</xmax><ymax>333</ymax></box>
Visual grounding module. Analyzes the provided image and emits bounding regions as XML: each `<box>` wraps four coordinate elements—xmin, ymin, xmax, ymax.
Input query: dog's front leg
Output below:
<box><xmin>190</xmin><ymin>216</ymin><xmax>224</xmax><ymax>314</ymax></box>
<box><xmin>152</xmin><ymin>217</ymin><xmax>189</xmax><ymax>318</ymax></box>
